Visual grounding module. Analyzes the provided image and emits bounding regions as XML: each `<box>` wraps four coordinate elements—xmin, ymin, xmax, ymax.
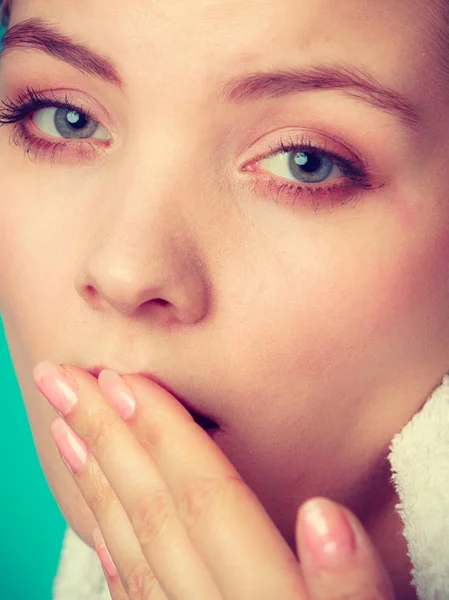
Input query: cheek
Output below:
<box><xmin>222</xmin><ymin>200</ymin><xmax>449</xmax><ymax>400</ymax></box>
<box><xmin>0</xmin><ymin>208</ymin><xmax>50</xmax><ymax>328</ymax></box>
<box><xmin>216</xmin><ymin>203</ymin><xmax>449</xmax><ymax>530</ymax></box>
<box><xmin>0</xmin><ymin>168</ymin><xmax>76</xmax><ymax>326</ymax></box>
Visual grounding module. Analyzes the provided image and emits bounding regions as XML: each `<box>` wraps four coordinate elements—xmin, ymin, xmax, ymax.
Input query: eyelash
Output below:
<box><xmin>0</xmin><ymin>86</ymin><xmax>374</xmax><ymax>209</ymax></box>
<box><xmin>242</xmin><ymin>135</ymin><xmax>373</xmax><ymax>210</ymax></box>
<box><xmin>0</xmin><ymin>86</ymin><xmax>105</xmax><ymax>162</ymax></box>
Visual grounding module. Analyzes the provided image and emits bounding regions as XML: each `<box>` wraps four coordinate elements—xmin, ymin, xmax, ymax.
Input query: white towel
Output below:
<box><xmin>388</xmin><ymin>374</ymin><xmax>449</xmax><ymax>599</ymax></box>
<box><xmin>52</xmin><ymin>374</ymin><xmax>449</xmax><ymax>600</ymax></box>
<box><xmin>52</xmin><ymin>525</ymin><xmax>110</xmax><ymax>600</ymax></box>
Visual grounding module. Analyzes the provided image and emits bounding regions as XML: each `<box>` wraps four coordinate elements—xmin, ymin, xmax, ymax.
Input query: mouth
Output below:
<box><xmin>87</xmin><ymin>366</ymin><xmax>220</xmax><ymax>435</ymax></box>
<box><xmin>187</xmin><ymin>410</ymin><xmax>219</xmax><ymax>433</ymax></box>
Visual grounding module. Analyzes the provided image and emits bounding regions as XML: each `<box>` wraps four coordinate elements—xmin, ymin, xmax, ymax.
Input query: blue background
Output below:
<box><xmin>1</xmin><ymin>21</ymin><xmax>67</xmax><ymax>600</ymax></box>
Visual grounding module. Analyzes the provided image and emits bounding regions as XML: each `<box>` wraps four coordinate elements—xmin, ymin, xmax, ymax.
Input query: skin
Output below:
<box><xmin>1</xmin><ymin>0</ymin><xmax>449</xmax><ymax>597</ymax></box>
<box><xmin>32</xmin><ymin>361</ymin><xmax>396</xmax><ymax>599</ymax></box>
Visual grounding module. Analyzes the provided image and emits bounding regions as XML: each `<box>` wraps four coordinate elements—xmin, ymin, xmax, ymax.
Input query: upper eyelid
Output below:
<box><xmin>241</xmin><ymin>140</ymin><xmax>359</xmax><ymax>175</ymax></box>
<box><xmin>24</xmin><ymin>100</ymin><xmax>97</xmax><ymax>124</ymax></box>
<box><xmin>238</xmin><ymin>127</ymin><xmax>368</xmax><ymax>168</ymax></box>
<box><xmin>37</xmin><ymin>97</ymin><xmax>107</xmax><ymax>128</ymax></box>
<box><xmin>262</xmin><ymin>144</ymin><xmax>346</xmax><ymax>166</ymax></box>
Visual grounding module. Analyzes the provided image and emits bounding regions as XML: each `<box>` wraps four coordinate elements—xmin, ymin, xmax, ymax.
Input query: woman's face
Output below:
<box><xmin>1</xmin><ymin>0</ymin><xmax>449</xmax><ymax>566</ymax></box>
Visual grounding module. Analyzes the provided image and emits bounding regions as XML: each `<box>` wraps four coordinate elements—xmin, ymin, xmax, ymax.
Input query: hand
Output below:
<box><xmin>33</xmin><ymin>360</ymin><xmax>396</xmax><ymax>600</ymax></box>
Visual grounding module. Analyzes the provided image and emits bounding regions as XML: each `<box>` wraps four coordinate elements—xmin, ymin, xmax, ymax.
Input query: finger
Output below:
<box><xmin>51</xmin><ymin>418</ymin><xmax>168</xmax><ymax>600</ymax></box>
<box><xmin>93</xmin><ymin>527</ymin><xmax>132</xmax><ymax>600</ymax></box>
<box><xmin>33</xmin><ymin>361</ymin><xmax>221</xmax><ymax>600</ymax></box>
<box><xmin>296</xmin><ymin>497</ymin><xmax>396</xmax><ymax>600</ymax></box>
<box><xmin>97</xmin><ymin>368</ymin><xmax>307</xmax><ymax>600</ymax></box>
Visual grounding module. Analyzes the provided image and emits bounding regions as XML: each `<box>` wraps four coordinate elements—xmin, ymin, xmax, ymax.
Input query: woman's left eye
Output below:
<box><xmin>258</xmin><ymin>148</ymin><xmax>344</xmax><ymax>185</ymax></box>
<box><xmin>32</xmin><ymin>107</ymin><xmax>109</xmax><ymax>141</ymax></box>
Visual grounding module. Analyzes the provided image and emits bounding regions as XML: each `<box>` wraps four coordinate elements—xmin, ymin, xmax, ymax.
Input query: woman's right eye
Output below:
<box><xmin>32</xmin><ymin>107</ymin><xmax>109</xmax><ymax>141</ymax></box>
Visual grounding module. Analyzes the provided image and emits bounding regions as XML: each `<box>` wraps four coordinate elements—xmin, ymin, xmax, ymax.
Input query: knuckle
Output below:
<box><xmin>83</xmin><ymin>412</ymin><xmax>119</xmax><ymax>451</ymax></box>
<box><xmin>123</xmin><ymin>560</ymin><xmax>159</xmax><ymax>600</ymax></box>
<box><xmin>178</xmin><ymin>474</ymin><xmax>247</xmax><ymax>531</ymax></box>
<box><xmin>131</xmin><ymin>489</ymin><xmax>174</xmax><ymax>547</ymax></box>
<box><xmin>140</xmin><ymin>414</ymin><xmax>168</xmax><ymax>452</ymax></box>
<box><xmin>82</xmin><ymin>465</ymin><xmax>115</xmax><ymax>513</ymax></box>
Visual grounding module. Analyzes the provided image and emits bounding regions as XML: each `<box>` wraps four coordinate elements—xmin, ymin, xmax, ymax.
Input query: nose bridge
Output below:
<box><xmin>76</xmin><ymin>125</ymin><xmax>214</xmax><ymax>322</ymax></box>
<box><xmin>100</xmin><ymin>120</ymin><xmax>202</xmax><ymax>233</ymax></box>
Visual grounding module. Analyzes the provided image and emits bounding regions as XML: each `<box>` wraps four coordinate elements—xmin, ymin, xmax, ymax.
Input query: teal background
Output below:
<box><xmin>0</xmin><ymin>321</ymin><xmax>67</xmax><ymax>600</ymax></box>
<box><xmin>0</xmin><ymin>21</ymin><xmax>68</xmax><ymax>600</ymax></box>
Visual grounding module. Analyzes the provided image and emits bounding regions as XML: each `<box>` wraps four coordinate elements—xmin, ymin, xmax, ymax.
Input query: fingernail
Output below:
<box><xmin>50</xmin><ymin>417</ymin><xmax>88</xmax><ymax>473</ymax></box>
<box><xmin>301</xmin><ymin>498</ymin><xmax>356</xmax><ymax>569</ymax></box>
<box><xmin>93</xmin><ymin>527</ymin><xmax>118</xmax><ymax>578</ymax></box>
<box><xmin>32</xmin><ymin>360</ymin><xmax>79</xmax><ymax>417</ymax></box>
<box><xmin>97</xmin><ymin>369</ymin><xmax>136</xmax><ymax>420</ymax></box>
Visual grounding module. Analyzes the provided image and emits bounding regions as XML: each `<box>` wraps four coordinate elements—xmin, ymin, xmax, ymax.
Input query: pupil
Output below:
<box><xmin>294</xmin><ymin>151</ymin><xmax>322</xmax><ymax>173</ymax></box>
<box><xmin>66</xmin><ymin>110</ymin><xmax>88</xmax><ymax>130</ymax></box>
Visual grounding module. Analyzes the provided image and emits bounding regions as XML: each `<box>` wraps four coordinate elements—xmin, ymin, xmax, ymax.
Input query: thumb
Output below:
<box><xmin>295</xmin><ymin>497</ymin><xmax>396</xmax><ymax>599</ymax></box>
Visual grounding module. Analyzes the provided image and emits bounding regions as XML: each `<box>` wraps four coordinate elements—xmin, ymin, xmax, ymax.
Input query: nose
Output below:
<box><xmin>75</xmin><ymin>170</ymin><xmax>211</xmax><ymax>326</ymax></box>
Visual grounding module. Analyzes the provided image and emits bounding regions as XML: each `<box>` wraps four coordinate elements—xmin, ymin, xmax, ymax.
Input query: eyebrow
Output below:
<box><xmin>1</xmin><ymin>18</ymin><xmax>123</xmax><ymax>88</ymax></box>
<box><xmin>2</xmin><ymin>17</ymin><xmax>420</xmax><ymax>130</ymax></box>
<box><xmin>219</xmin><ymin>66</ymin><xmax>420</xmax><ymax>129</ymax></box>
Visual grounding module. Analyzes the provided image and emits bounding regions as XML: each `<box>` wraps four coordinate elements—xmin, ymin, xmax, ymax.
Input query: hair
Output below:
<box><xmin>423</xmin><ymin>0</ymin><xmax>449</xmax><ymax>82</ymax></box>
<box><xmin>1</xmin><ymin>0</ymin><xmax>11</xmax><ymax>28</ymax></box>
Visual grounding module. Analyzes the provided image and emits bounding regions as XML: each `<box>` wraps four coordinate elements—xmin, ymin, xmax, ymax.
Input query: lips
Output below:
<box><xmin>87</xmin><ymin>365</ymin><xmax>219</xmax><ymax>433</ymax></box>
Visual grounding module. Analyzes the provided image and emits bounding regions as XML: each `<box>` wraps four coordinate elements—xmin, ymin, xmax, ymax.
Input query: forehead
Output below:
<box><xmin>8</xmin><ymin>0</ymin><xmax>443</xmax><ymax>97</ymax></box>
<box><xmin>11</xmin><ymin>0</ymin><xmax>431</xmax><ymax>50</ymax></box>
